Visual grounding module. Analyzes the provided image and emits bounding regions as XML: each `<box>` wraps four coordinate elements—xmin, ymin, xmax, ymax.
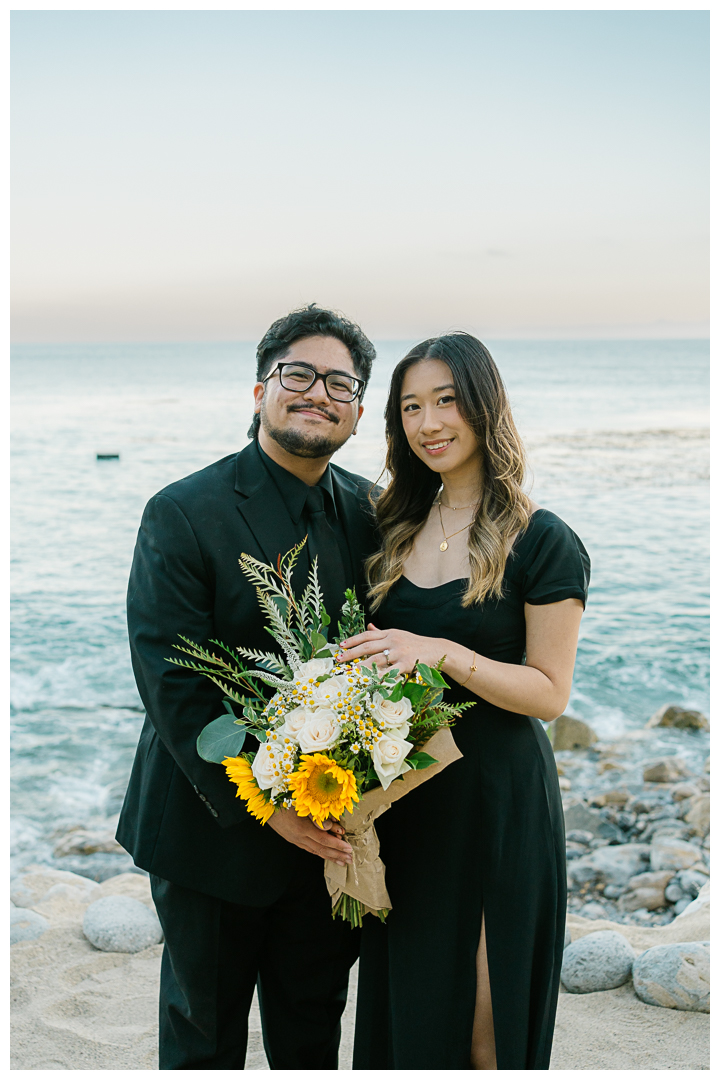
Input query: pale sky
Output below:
<box><xmin>11</xmin><ymin>8</ymin><xmax>709</xmax><ymax>342</ymax></box>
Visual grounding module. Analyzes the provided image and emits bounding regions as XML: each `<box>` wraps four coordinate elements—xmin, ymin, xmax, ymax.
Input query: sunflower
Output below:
<box><xmin>288</xmin><ymin>754</ymin><xmax>359</xmax><ymax>827</ymax></box>
<box><xmin>223</xmin><ymin>755</ymin><xmax>275</xmax><ymax>825</ymax></box>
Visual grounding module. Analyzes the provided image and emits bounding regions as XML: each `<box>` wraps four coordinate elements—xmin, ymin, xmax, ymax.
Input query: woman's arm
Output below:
<box><xmin>336</xmin><ymin>597</ymin><xmax>584</xmax><ymax>723</ymax></box>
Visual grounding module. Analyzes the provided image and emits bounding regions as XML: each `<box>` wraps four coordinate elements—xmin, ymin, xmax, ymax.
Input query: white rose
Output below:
<box><xmin>372</xmin><ymin>730</ymin><xmax>414</xmax><ymax>790</ymax></box>
<box><xmin>369</xmin><ymin>692</ymin><xmax>414</xmax><ymax>731</ymax></box>
<box><xmin>311</xmin><ymin>674</ymin><xmax>350</xmax><ymax>708</ymax></box>
<box><xmin>251</xmin><ymin>743</ymin><xmax>281</xmax><ymax>792</ymax></box>
<box><xmin>297</xmin><ymin>708</ymin><xmax>342</xmax><ymax>754</ymax></box>
<box><xmin>294</xmin><ymin>657</ymin><xmax>334</xmax><ymax>682</ymax></box>
<box><xmin>276</xmin><ymin>705</ymin><xmax>310</xmax><ymax>744</ymax></box>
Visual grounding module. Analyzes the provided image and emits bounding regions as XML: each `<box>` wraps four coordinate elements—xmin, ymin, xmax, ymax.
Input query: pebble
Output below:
<box><xmin>650</xmin><ymin>837</ymin><xmax>704</xmax><ymax>873</ymax></box>
<box><xmin>549</xmin><ymin>714</ymin><xmax>598</xmax><ymax>751</ymax></box>
<box><xmin>568</xmin><ymin>843</ymin><xmax>651</xmax><ymax>890</ymax></box>
<box><xmin>10</xmin><ymin>869</ymin><xmax>100</xmax><ymax>909</ymax></box>
<box><xmin>645</xmin><ymin>705</ymin><xmax>709</xmax><ymax>732</ymax></box>
<box><xmin>682</xmin><ymin>795</ymin><xmax>710</xmax><ymax>836</ymax></box>
<box><xmin>82</xmin><ymin>895</ymin><xmax>163</xmax><ymax>953</ymax></box>
<box><xmin>642</xmin><ymin>758</ymin><xmax>692</xmax><ymax>784</ymax></box>
<box><xmin>619</xmin><ymin>870</ymin><xmax>673</xmax><ymax>913</ymax></box>
<box><xmin>11</xmin><ymin>907</ymin><xmax>50</xmax><ymax>944</ymax></box>
<box><xmin>632</xmin><ymin>942</ymin><xmax>709</xmax><ymax>1012</ymax></box>
<box><xmin>561</xmin><ymin>930</ymin><xmax>636</xmax><ymax>993</ymax></box>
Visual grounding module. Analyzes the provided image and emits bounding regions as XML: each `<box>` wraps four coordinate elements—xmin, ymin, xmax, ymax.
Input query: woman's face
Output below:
<box><xmin>399</xmin><ymin>359</ymin><xmax>482</xmax><ymax>479</ymax></box>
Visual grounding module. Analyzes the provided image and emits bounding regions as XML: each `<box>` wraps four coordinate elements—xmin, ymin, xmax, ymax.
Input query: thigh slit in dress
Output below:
<box><xmin>352</xmin><ymin>509</ymin><xmax>590</xmax><ymax>1071</ymax></box>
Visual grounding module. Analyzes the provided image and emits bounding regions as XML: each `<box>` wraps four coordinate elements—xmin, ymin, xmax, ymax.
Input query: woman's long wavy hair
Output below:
<box><xmin>366</xmin><ymin>333</ymin><xmax>531</xmax><ymax>611</ymax></box>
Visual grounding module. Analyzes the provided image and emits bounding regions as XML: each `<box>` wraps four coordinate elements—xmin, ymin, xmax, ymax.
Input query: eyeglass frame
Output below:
<box><xmin>263</xmin><ymin>361</ymin><xmax>365</xmax><ymax>403</ymax></box>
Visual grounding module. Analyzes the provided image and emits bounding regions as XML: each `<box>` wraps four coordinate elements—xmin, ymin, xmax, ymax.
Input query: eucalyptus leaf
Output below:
<box><xmin>196</xmin><ymin>714</ymin><xmax>248</xmax><ymax>763</ymax></box>
<box><xmin>310</xmin><ymin>630</ymin><xmax>328</xmax><ymax>651</ymax></box>
<box><xmin>388</xmin><ymin>681</ymin><xmax>405</xmax><ymax>702</ymax></box>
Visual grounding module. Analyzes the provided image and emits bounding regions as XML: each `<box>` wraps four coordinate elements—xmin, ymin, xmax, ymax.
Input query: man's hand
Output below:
<box><xmin>268</xmin><ymin>807</ymin><xmax>353</xmax><ymax>866</ymax></box>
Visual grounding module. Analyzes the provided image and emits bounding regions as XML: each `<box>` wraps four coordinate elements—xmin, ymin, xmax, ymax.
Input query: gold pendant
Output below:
<box><xmin>440</xmin><ymin>540</ymin><xmax>448</xmax><ymax>551</ymax></box>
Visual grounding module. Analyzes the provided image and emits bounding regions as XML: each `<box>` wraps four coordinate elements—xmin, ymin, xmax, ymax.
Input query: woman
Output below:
<box><xmin>337</xmin><ymin>333</ymin><xmax>590</xmax><ymax>1070</ymax></box>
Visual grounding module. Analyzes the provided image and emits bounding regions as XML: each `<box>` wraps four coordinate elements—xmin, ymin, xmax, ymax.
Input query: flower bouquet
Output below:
<box><xmin>167</xmin><ymin>540</ymin><xmax>469</xmax><ymax>926</ymax></box>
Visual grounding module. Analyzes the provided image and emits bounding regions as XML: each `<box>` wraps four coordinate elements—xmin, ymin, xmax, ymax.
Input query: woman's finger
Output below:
<box><xmin>340</xmin><ymin>629</ymin><xmax>385</xmax><ymax>648</ymax></box>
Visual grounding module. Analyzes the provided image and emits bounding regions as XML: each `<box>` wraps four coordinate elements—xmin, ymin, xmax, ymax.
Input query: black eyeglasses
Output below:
<box><xmin>264</xmin><ymin>362</ymin><xmax>364</xmax><ymax>403</ymax></box>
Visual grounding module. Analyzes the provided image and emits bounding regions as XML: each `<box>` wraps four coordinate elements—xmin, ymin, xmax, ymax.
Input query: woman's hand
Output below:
<box><xmin>336</xmin><ymin>623</ymin><xmax>448</xmax><ymax>675</ymax></box>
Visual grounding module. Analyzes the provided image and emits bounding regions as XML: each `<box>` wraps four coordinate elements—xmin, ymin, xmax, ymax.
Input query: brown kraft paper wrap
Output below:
<box><xmin>324</xmin><ymin>727</ymin><xmax>463</xmax><ymax>918</ymax></box>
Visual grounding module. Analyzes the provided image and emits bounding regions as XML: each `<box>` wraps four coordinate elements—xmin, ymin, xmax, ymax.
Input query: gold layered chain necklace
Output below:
<box><xmin>435</xmin><ymin>499</ymin><xmax>476</xmax><ymax>552</ymax></box>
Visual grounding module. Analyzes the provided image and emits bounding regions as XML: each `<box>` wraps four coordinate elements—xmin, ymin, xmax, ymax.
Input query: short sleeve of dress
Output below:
<box><xmin>514</xmin><ymin>510</ymin><xmax>590</xmax><ymax>608</ymax></box>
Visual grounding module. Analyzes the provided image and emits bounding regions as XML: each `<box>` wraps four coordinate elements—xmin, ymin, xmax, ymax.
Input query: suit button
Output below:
<box><xmin>210</xmin><ymin>809</ymin><xmax>219</xmax><ymax>818</ymax></box>
<box><xmin>199</xmin><ymin>794</ymin><xmax>207</xmax><ymax>801</ymax></box>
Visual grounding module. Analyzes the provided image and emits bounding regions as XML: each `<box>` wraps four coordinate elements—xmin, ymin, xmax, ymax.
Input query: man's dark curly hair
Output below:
<box><xmin>247</xmin><ymin>303</ymin><xmax>376</xmax><ymax>439</ymax></box>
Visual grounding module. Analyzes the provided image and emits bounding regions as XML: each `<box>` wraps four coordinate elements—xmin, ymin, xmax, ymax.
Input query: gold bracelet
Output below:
<box><xmin>459</xmin><ymin>651</ymin><xmax>477</xmax><ymax>687</ymax></box>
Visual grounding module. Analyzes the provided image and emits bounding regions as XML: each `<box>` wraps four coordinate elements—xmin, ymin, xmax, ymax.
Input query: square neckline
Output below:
<box><xmin>400</xmin><ymin>508</ymin><xmax>545</xmax><ymax>592</ymax></box>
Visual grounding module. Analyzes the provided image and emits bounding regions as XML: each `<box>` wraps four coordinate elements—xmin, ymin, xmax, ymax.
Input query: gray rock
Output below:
<box><xmin>568</xmin><ymin>843</ymin><xmax>651</xmax><ymax>890</ymax></box>
<box><xmin>579</xmin><ymin>901</ymin><xmax>607</xmax><ymax>920</ymax></box>
<box><xmin>563</xmin><ymin>801</ymin><xmax>624</xmax><ymax>842</ymax></box>
<box><xmin>642</xmin><ymin>758</ymin><xmax>692</xmax><ymax>784</ymax></box>
<box><xmin>650</xmin><ymin>837</ymin><xmax>703</xmax><ymax>872</ymax></box>
<box><xmin>566</xmin><ymin>829</ymin><xmax>594</xmax><ymax>846</ymax></box>
<box><xmin>664</xmin><ymin>881</ymin><xmax>687</xmax><ymax>904</ymax></box>
<box><xmin>675</xmin><ymin>868</ymin><xmax>709</xmax><ymax>899</ymax></box>
<box><xmin>564</xmin><ymin>926</ymin><xmax>572</xmax><ymax>949</ymax></box>
<box><xmin>561</xmin><ymin>930</ymin><xmax>635</xmax><ymax>993</ymax></box>
<box><xmin>10</xmin><ymin>868</ymin><xmax>99</xmax><ymax>909</ymax></box>
<box><xmin>82</xmin><ymin>895</ymin><xmax>163</xmax><ymax>953</ymax></box>
<box><xmin>645</xmin><ymin>704</ymin><xmax>709</xmax><ymax>732</ymax></box>
<box><xmin>603</xmin><ymin>884</ymin><xmax>624</xmax><ymax>899</ymax></box>
<box><xmin>11</xmin><ymin>907</ymin><xmax>50</xmax><ymax>944</ymax></box>
<box><xmin>548</xmin><ymin>714</ymin><xmax>598</xmax><ymax>751</ymax></box>
<box><xmin>632</xmin><ymin>942</ymin><xmax>709</xmax><ymax>1011</ymax></box>
<box><xmin>674</xmin><ymin>898</ymin><xmax>692</xmax><ymax>915</ymax></box>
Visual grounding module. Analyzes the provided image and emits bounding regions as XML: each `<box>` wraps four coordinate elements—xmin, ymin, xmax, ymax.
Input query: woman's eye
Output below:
<box><xmin>438</xmin><ymin>395</ymin><xmax>455</xmax><ymax>405</ymax></box>
<box><xmin>403</xmin><ymin>403</ymin><xmax>420</xmax><ymax>412</ymax></box>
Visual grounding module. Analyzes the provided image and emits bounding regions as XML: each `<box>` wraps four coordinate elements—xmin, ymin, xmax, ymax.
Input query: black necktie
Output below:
<box><xmin>305</xmin><ymin>485</ymin><xmax>347</xmax><ymax>632</ymax></box>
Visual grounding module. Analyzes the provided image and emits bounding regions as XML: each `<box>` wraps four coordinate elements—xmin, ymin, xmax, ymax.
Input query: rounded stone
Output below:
<box><xmin>650</xmin><ymin>837</ymin><xmax>703</xmax><ymax>872</ymax></box>
<box><xmin>561</xmin><ymin>930</ymin><xmax>635</xmax><ymax>993</ymax></box>
<box><xmin>11</xmin><ymin>906</ymin><xmax>50</xmax><ymax>945</ymax></box>
<box><xmin>82</xmin><ymin>895</ymin><xmax>163</xmax><ymax>953</ymax></box>
<box><xmin>632</xmin><ymin>942</ymin><xmax>709</xmax><ymax>1011</ymax></box>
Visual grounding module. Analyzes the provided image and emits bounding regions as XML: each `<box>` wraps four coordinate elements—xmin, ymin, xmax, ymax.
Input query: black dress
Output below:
<box><xmin>352</xmin><ymin>509</ymin><xmax>590</xmax><ymax>1071</ymax></box>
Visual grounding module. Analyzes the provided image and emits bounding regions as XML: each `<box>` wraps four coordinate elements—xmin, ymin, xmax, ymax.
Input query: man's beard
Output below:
<box><xmin>260</xmin><ymin>400</ymin><xmax>350</xmax><ymax>459</ymax></box>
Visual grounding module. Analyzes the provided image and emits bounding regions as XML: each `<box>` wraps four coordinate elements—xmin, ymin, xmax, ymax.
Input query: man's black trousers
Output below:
<box><xmin>150</xmin><ymin>858</ymin><xmax>360</xmax><ymax>1070</ymax></box>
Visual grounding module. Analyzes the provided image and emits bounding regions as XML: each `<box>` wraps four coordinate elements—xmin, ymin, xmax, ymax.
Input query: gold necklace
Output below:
<box><xmin>437</xmin><ymin>502</ymin><xmax>473</xmax><ymax>552</ymax></box>
<box><xmin>439</xmin><ymin>497</ymin><xmax>479</xmax><ymax>511</ymax></box>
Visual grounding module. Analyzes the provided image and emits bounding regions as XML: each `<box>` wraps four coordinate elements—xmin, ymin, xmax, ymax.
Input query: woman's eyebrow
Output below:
<box><xmin>400</xmin><ymin>383</ymin><xmax>455</xmax><ymax>402</ymax></box>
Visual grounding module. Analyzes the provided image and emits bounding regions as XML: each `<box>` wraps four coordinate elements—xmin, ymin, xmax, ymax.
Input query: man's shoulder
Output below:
<box><xmin>330</xmin><ymin>462</ymin><xmax>381</xmax><ymax>502</ymax></box>
<box><xmin>154</xmin><ymin>451</ymin><xmax>242</xmax><ymax>509</ymax></box>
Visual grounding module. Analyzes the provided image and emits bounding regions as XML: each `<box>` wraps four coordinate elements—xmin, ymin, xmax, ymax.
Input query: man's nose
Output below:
<box><xmin>302</xmin><ymin>376</ymin><xmax>331</xmax><ymax>405</ymax></box>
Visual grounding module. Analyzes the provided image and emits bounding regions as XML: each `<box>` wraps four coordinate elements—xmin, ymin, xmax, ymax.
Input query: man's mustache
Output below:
<box><xmin>286</xmin><ymin>404</ymin><xmax>339</xmax><ymax>425</ymax></box>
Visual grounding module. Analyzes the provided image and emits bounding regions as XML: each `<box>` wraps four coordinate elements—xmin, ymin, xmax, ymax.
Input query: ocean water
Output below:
<box><xmin>10</xmin><ymin>339</ymin><xmax>709</xmax><ymax>875</ymax></box>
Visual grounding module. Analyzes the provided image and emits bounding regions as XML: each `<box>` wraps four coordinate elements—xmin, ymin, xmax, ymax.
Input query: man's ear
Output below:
<box><xmin>352</xmin><ymin>402</ymin><xmax>364</xmax><ymax>435</ymax></box>
<box><xmin>253</xmin><ymin>382</ymin><xmax>265</xmax><ymax>413</ymax></box>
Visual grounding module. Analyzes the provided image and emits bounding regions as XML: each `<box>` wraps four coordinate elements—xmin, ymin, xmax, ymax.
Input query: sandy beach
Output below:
<box><xmin>11</xmin><ymin>869</ymin><xmax>709</xmax><ymax>1071</ymax></box>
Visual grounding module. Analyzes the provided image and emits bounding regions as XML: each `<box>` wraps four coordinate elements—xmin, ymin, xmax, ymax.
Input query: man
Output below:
<box><xmin>117</xmin><ymin>304</ymin><xmax>378</xmax><ymax>1069</ymax></box>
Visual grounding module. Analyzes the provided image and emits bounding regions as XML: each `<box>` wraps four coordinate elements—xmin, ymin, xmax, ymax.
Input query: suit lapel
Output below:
<box><xmin>234</xmin><ymin>442</ymin><xmax>301</xmax><ymax>569</ymax></box>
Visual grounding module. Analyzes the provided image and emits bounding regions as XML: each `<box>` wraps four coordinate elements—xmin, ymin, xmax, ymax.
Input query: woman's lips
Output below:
<box><xmin>422</xmin><ymin>438</ymin><xmax>454</xmax><ymax>455</ymax></box>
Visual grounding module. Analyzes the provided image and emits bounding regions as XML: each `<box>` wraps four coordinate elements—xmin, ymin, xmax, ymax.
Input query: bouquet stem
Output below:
<box><xmin>331</xmin><ymin>894</ymin><xmax>389</xmax><ymax>928</ymax></box>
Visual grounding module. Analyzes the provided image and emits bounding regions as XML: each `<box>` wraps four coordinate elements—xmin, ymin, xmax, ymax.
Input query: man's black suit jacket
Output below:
<box><xmin>116</xmin><ymin>440</ymin><xmax>379</xmax><ymax>906</ymax></box>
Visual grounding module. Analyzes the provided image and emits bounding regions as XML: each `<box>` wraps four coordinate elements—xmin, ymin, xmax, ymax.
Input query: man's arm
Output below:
<box><xmin>127</xmin><ymin>490</ymin><xmax>354</xmax><ymax>865</ymax></box>
<box><xmin>127</xmin><ymin>492</ymin><xmax>250</xmax><ymax>827</ymax></box>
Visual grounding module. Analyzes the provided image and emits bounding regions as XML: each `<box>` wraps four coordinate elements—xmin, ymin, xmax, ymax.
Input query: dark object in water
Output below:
<box><xmin>96</xmin><ymin>453</ymin><xmax>120</xmax><ymax>460</ymax></box>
